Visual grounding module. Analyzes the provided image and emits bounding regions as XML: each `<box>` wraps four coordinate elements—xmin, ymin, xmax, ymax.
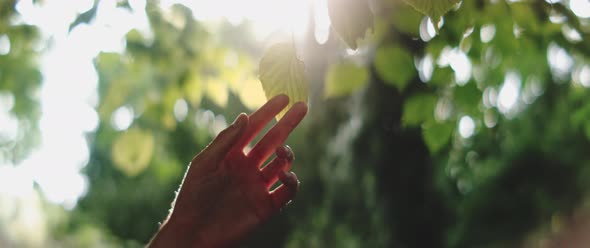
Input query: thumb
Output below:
<box><xmin>202</xmin><ymin>113</ymin><xmax>248</xmax><ymax>161</ymax></box>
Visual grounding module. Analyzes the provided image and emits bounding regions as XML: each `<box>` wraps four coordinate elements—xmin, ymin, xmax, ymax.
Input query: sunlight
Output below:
<box><xmin>10</xmin><ymin>0</ymin><xmax>141</xmax><ymax>208</ymax></box>
<box><xmin>570</xmin><ymin>0</ymin><xmax>590</xmax><ymax>18</ymax></box>
<box><xmin>498</xmin><ymin>72</ymin><xmax>521</xmax><ymax>114</ymax></box>
<box><xmin>459</xmin><ymin>116</ymin><xmax>475</xmax><ymax>138</ymax></box>
<box><xmin>0</xmin><ymin>34</ymin><xmax>10</xmax><ymax>55</ymax></box>
<box><xmin>417</xmin><ymin>54</ymin><xmax>434</xmax><ymax>82</ymax></box>
<box><xmin>111</xmin><ymin>105</ymin><xmax>135</xmax><ymax>131</ymax></box>
<box><xmin>0</xmin><ymin>165</ymin><xmax>34</xmax><ymax>199</ymax></box>
<box><xmin>480</xmin><ymin>24</ymin><xmax>496</xmax><ymax>43</ymax></box>
<box><xmin>0</xmin><ymin>91</ymin><xmax>14</xmax><ymax>112</ymax></box>
<box><xmin>562</xmin><ymin>25</ymin><xmax>582</xmax><ymax>43</ymax></box>
<box><xmin>548</xmin><ymin>43</ymin><xmax>574</xmax><ymax>81</ymax></box>
<box><xmin>6</xmin><ymin>0</ymin><xmax>325</xmax><ymax>212</ymax></box>
<box><xmin>574</xmin><ymin>65</ymin><xmax>590</xmax><ymax>88</ymax></box>
<box><xmin>0</xmin><ymin>111</ymin><xmax>18</xmax><ymax>142</ymax></box>
<box><xmin>419</xmin><ymin>17</ymin><xmax>438</xmax><ymax>42</ymax></box>
<box><xmin>174</xmin><ymin>99</ymin><xmax>189</xmax><ymax>122</ymax></box>
<box><xmin>438</xmin><ymin>47</ymin><xmax>472</xmax><ymax>85</ymax></box>
<box><xmin>162</xmin><ymin>0</ymin><xmax>315</xmax><ymax>41</ymax></box>
<box><xmin>314</xmin><ymin>0</ymin><xmax>331</xmax><ymax>44</ymax></box>
<box><xmin>0</xmin><ymin>167</ymin><xmax>47</xmax><ymax>247</ymax></box>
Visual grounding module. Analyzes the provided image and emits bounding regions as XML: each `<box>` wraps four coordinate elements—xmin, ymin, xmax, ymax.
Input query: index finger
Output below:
<box><xmin>247</xmin><ymin>102</ymin><xmax>307</xmax><ymax>166</ymax></box>
<box><xmin>232</xmin><ymin>95</ymin><xmax>289</xmax><ymax>154</ymax></box>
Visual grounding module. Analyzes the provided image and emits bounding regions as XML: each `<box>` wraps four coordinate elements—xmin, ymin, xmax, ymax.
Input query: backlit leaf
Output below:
<box><xmin>324</xmin><ymin>62</ymin><xmax>369</xmax><ymax>98</ymax></box>
<box><xmin>422</xmin><ymin>120</ymin><xmax>454</xmax><ymax>154</ymax></box>
<box><xmin>112</xmin><ymin>128</ymin><xmax>154</xmax><ymax>177</ymax></box>
<box><xmin>454</xmin><ymin>82</ymin><xmax>481</xmax><ymax>116</ymax></box>
<box><xmin>402</xmin><ymin>0</ymin><xmax>461</xmax><ymax>31</ymax></box>
<box><xmin>402</xmin><ymin>93</ymin><xmax>437</xmax><ymax>126</ymax></box>
<box><xmin>375</xmin><ymin>44</ymin><xmax>415</xmax><ymax>91</ymax></box>
<box><xmin>390</xmin><ymin>3</ymin><xmax>423</xmax><ymax>36</ymax></box>
<box><xmin>327</xmin><ymin>0</ymin><xmax>373</xmax><ymax>50</ymax></box>
<box><xmin>259</xmin><ymin>42</ymin><xmax>308</xmax><ymax>120</ymax></box>
<box><xmin>430</xmin><ymin>66</ymin><xmax>454</xmax><ymax>86</ymax></box>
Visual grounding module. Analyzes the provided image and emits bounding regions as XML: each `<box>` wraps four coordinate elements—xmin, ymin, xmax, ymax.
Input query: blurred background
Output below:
<box><xmin>1</xmin><ymin>0</ymin><xmax>590</xmax><ymax>247</ymax></box>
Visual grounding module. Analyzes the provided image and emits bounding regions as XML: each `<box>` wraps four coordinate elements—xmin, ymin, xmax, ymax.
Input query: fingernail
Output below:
<box><xmin>276</xmin><ymin>145</ymin><xmax>294</xmax><ymax>161</ymax></box>
<box><xmin>290</xmin><ymin>171</ymin><xmax>300</xmax><ymax>187</ymax></box>
<box><xmin>275</xmin><ymin>94</ymin><xmax>289</xmax><ymax>103</ymax></box>
<box><xmin>284</xmin><ymin>145</ymin><xmax>294</xmax><ymax>161</ymax></box>
<box><xmin>283</xmin><ymin>171</ymin><xmax>298</xmax><ymax>186</ymax></box>
<box><xmin>294</xmin><ymin>101</ymin><xmax>308</xmax><ymax>108</ymax></box>
<box><xmin>231</xmin><ymin>113</ymin><xmax>247</xmax><ymax>128</ymax></box>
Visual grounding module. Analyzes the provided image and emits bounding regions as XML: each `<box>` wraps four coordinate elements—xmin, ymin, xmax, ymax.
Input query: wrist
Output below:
<box><xmin>148</xmin><ymin>215</ymin><xmax>204</xmax><ymax>248</ymax></box>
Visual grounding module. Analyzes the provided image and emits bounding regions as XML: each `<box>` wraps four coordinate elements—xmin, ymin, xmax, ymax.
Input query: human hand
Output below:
<box><xmin>148</xmin><ymin>95</ymin><xmax>307</xmax><ymax>247</ymax></box>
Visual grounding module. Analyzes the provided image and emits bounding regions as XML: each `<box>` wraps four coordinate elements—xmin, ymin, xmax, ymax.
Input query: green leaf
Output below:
<box><xmin>116</xmin><ymin>0</ymin><xmax>131</xmax><ymax>10</ymax></box>
<box><xmin>402</xmin><ymin>93</ymin><xmax>437</xmax><ymax>126</ymax></box>
<box><xmin>453</xmin><ymin>82</ymin><xmax>481</xmax><ymax>115</ymax></box>
<box><xmin>95</xmin><ymin>52</ymin><xmax>122</xmax><ymax>75</ymax></box>
<box><xmin>125</xmin><ymin>29</ymin><xmax>145</xmax><ymax>44</ymax></box>
<box><xmin>112</xmin><ymin>128</ymin><xmax>154</xmax><ymax>177</ymax></box>
<box><xmin>374</xmin><ymin>44</ymin><xmax>415</xmax><ymax>91</ymax></box>
<box><xmin>259</xmin><ymin>42</ymin><xmax>309</xmax><ymax>120</ymax></box>
<box><xmin>324</xmin><ymin>62</ymin><xmax>369</xmax><ymax>98</ymax></box>
<box><xmin>422</xmin><ymin>120</ymin><xmax>454</xmax><ymax>154</ymax></box>
<box><xmin>402</xmin><ymin>0</ymin><xmax>461</xmax><ymax>30</ymax></box>
<box><xmin>327</xmin><ymin>0</ymin><xmax>373</xmax><ymax>50</ymax></box>
<box><xmin>585</xmin><ymin>121</ymin><xmax>590</xmax><ymax>142</ymax></box>
<box><xmin>69</xmin><ymin>0</ymin><xmax>99</xmax><ymax>32</ymax></box>
<box><xmin>390</xmin><ymin>3</ymin><xmax>423</xmax><ymax>36</ymax></box>
<box><xmin>430</xmin><ymin>66</ymin><xmax>454</xmax><ymax>86</ymax></box>
<box><xmin>510</xmin><ymin>2</ymin><xmax>540</xmax><ymax>34</ymax></box>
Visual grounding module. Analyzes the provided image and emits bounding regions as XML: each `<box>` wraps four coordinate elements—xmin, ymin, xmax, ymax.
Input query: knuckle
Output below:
<box><xmin>275</xmin><ymin>146</ymin><xmax>289</xmax><ymax>159</ymax></box>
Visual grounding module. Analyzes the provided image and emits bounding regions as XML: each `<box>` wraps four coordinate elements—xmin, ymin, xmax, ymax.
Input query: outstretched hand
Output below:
<box><xmin>148</xmin><ymin>95</ymin><xmax>307</xmax><ymax>247</ymax></box>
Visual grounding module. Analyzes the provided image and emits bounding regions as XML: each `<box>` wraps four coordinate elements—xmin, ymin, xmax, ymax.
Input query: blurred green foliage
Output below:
<box><xmin>402</xmin><ymin>0</ymin><xmax>461</xmax><ymax>28</ymax></box>
<box><xmin>324</xmin><ymin>62</ymin><xmax>369</xmax><ymax>98</ymax></box>
<box><xmin>0</xmin><ymin>0</ymin><xmax>42</xmax><ymax>163</ymax></box>
<box><xmin>2</xmin><ymin>0</ymin><xmax>590</xmax><ymax>247</ymax></box>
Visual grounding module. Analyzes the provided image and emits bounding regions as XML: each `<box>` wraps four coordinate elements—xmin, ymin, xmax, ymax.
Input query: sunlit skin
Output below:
<box><xmin>148</xmin><ymin>95</ymin><xmax>307</xmax><ymax>247</ymax></box>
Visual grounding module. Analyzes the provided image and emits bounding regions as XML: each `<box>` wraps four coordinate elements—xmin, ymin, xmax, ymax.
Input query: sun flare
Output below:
<box><xmin>161</xmin><ymin>0</ymin><xmax>327</xmax><ymax>41</ymax></box>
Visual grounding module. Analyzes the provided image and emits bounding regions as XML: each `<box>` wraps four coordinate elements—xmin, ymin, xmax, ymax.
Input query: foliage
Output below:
<box><xmin>0</xmin><ymin>0</ymin><xmax>42</xmax><ymax>163</ymax></box>
<box><xmin>69</xmin><ymin>0</ymin><xmax>99</xmax><ymax>31</ymax></box>
<box><xmin>403</xmin><ymin>0</ymin><xmax>461</xmax><ymax>30</ymax></box>
<box><xmin>374</xmin><ymin>44</ymin><xmax>416</xmax><ymax>91</ymax></box>
<box><xmin>2</xmin><ymin>0</ymin><xmax>590</xmax><ymax>247</ymax></box>
<box><xmin>76</xmin><ymin>2</ymin><xmax>268</xmax><ymax>242</ymax></box>
<box><xmin>324</xmin><ymin>62</ymin><xmax>369</xmax><ymax>98</ymax></box>
<box><xmin>292</xmin><ymin>0</ymin><xmax>590</xmax><ymax>246</ymax></box>
<box><xmin>259</xmin><ymin>42</ymin><xmax>309</xmax><ymax>120</ymax></box>
<box><xmin>327</xmin><ymin>0</ymin><xmax>374</xmax><ymax>50</ymax></box>
<box><xmin>111</xmin><ymin>128</ymin><xmax>155</xmax><ymax>177</ymax></box>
